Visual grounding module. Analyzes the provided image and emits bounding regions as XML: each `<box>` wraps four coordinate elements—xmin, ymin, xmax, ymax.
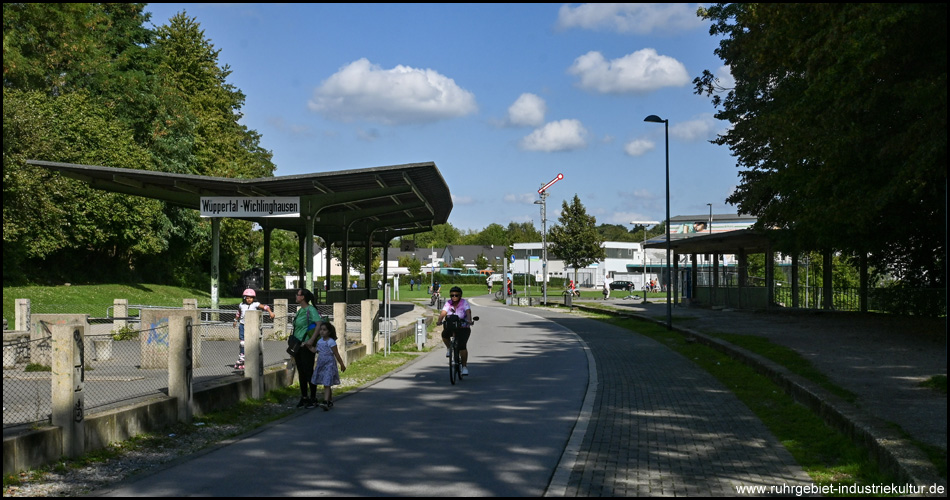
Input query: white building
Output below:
<box><xmin>510</xmin><ymin>241</ymin><xmax>668</xmax><ymax>289</ymax></box>
<box><xmin>509</xmin><ymin>214</ymin><xmax>760</xmax><ymax>289</ymax></box>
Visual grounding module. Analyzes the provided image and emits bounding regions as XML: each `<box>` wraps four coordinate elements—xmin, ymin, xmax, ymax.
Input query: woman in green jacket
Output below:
<box><xmin>291</xmin><ymin>288</ymin><xmax>321</xmax><ymax>408</ymax></box>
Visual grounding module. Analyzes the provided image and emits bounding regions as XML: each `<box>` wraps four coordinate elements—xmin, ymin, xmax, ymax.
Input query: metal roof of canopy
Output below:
<box><xmin>26</xmin><ymin>159</ymin><xmax>453</xmax><ymax>245</ymax></box>
<box><xmin>644</xmin><ymin>228</ymin><xmax>779</xmax><ymax>255</ymax></box>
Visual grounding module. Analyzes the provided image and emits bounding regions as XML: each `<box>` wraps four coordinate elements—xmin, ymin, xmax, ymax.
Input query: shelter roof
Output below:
<box><xmin>26</xmin><ymin>160</ymin><xmax>452</xmax><ymax>245</ymax></box>
<box><xmin>644</xmin><ymin>228</ymin><xmax>779</xmax><ymax>255</ymax></box>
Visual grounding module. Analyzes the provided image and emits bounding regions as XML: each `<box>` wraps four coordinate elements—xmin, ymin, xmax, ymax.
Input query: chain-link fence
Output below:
<box><xmin>3</xmin><ymin>299</ymin><xmax>380</xmax><ymax>429</ymax></box>
<box><xmin>2</xmin><ymin>319</ymin><xmax>290</xmax><ymax>429</ymax></box>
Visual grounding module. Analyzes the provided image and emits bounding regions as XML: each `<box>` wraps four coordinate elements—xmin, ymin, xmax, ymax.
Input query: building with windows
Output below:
<box><xmin>509</xmin><ymin>214</ymin><xmax>759</xmax><ymax>290</ymax></box>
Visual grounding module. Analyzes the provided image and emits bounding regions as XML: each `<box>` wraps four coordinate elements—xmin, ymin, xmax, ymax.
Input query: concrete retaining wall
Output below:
<box><xmin>3</xmin><ymin>366</ymin><xmax>296</xmax><ymax>476</ymax></box>
<box><xmin>3</xmin><ymin>301</ymin><xmax>430</xmax><ymax>477</ymax></box>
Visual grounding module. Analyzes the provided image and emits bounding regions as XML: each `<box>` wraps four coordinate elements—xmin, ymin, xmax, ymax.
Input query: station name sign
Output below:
<box><xmin>200</xmin><ymin>197</ymin><xmax>300</xmax><ymax>218</ymax></box>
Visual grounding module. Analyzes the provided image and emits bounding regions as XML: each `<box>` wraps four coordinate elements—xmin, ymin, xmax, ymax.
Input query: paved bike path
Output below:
<box><xmin>527</xmin><ymin>306</ymin><xmax>812</xmax><ymax>496</ymax></box>
<box><xmin>95</xmin><ymin>299</ymin><xmax>588</xmax><ymax>496</ymax></box>
<box><xmin>94</xmin><ymin>298</ymin><xmax>810</xmax><ymax>496</ymax></box>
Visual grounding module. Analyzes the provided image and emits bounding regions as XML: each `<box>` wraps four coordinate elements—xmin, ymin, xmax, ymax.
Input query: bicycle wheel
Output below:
<box><xmin>448</xmin><ymin>339</ymin><xmax>457</xmax><ymax>385</ymax></box>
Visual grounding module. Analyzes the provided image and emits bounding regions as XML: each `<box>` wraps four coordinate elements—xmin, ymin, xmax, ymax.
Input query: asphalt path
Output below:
<box><xmin>95</xmin><ymin>298</ymin><xmax>589</xmax><ymax>496</ymax></box>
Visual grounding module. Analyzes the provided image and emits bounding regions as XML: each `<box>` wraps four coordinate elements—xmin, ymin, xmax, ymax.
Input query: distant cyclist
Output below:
<box><xmin>437</xmin><ymin>286</ymin><xmax>474</xmax><ymax>376</ymax></box>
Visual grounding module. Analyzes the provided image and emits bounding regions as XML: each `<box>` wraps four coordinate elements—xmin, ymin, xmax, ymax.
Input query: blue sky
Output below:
<box><xmin>145</xmin><ymin>3</ymin><xmax>738</xmax><ymax>233</ymax></box>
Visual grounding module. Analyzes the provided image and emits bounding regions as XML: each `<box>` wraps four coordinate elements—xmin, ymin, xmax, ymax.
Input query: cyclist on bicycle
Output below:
<box><xmin>432</xmin><ymin>281</ymin><xmax>442</xmax><ymax>299</ymax></box>
<box><xmin>437</xmin><ymin>286</ymin><xmax>474</xmax><ymax>376</ymax></box>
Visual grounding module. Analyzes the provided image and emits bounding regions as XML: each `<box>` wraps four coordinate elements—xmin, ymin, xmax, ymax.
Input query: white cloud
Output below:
<box><xmin>568</xmin><ymin>49</ymin><xmax>689</xmax><ymax>94</ymax></box>
<box><xmin>451</xmin><ymin>194</ymin><xmax>476</xmax><ymax>205</ymax></box>
<box><xmin>671</xmin><ymin>114</ymin><xmax>718</xmax><ymax>142</ymax></box>
<box><xmin>308</xmin><ymin>58</ymin><xmax>477</xmax><ymax>125</ymax></box>
<box><xmin>507</xmin><ymin>93</ymin><xmax>547</xmax><ymax>127</ymax></box>
<box><xmin>556</xmin><ymin>3</ymin><xmax>705</xmax><ymax>35</ymax></box>
<box><xmin>624</xmin><ymin>138</ymin><xmax>655</xmax><ymax>156</ymax></box>
<box><xmin>715</xmin><ymin>64</ymin><xmax>735</xmax><ymax>91</ymax></box>
<box><xmin>355</xmin><ymin>127</ymin><xmax>381</xmax><ymax>142</ymax></box>
<box><xmin>268</xmin><ymin>117</ymin><xmax>312</xmax><ymax>137</ymax></box>
<box><xmin>519</xmin><ymin>119</ymin><xmax>589</xmax><ymax>152</ymax></box>
<box><xmin>504</xmin><ymin>193</ymin><xmax>538</xmax><ymax>204</ymax></box>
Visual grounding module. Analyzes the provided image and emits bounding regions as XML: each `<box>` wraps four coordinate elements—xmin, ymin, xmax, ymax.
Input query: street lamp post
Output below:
<box><xmin>536</xmin><ymin>173</ymin><xmax>563</xmax><ymax>306</ymax></box>
<box><xmin>630</xmin><ymin>220</ymin><xmax>660</xmax><ymax>304</ymax></box>
<box><xmin>644</xmin><ymin>114</ymin><xmax>672</xmax><ymax>330</ymax></box>
<box><xmin>707</xmin><ymin>203</ymin><xmax>713</xmax><ymax>234</ymax></box>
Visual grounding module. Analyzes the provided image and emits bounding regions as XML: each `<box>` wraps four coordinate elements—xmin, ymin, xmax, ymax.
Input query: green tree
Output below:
<box><xmin>694</xmin><ymin>3</ymin><xmax>946</xmax><ymax>288</ymax></box>
<box><xmin>506</xmin><ymin>221</ymin><xmax>542</xmax><ymax>243</ymax></box>
<box><xmin>2</xmin><ymin>3</ymin><xmax>152</xmax><ymax>98</ymax></box>
<box><xmin>597</xmin><ymin>223</ymin><xmax>637</xmax><ymax>242</ymax></box>
<box><xmin>469</xmin><ymin>223</ymin><xmax>507</xmax><ymax>246</ymax></box>
<box><xmin>407</xmin><ymin>257</ymin><xmax>422</xmax><ymax>277</ymax></box>
<box><xmin>2</xmin><ymin>89</ymin><xmax>171</xmax><ymax>284</ymax></box>
<box><xmin>153</xmin><ymin>12</ymin><xmax>274</xmax><ymax>179</ymax></box>
<box><xmin>548</xmin><ymin>195</ymin><xmax>606</xmax><ymax>283</ymax></box>
<box><xmin>331</xmin><ymin>246</ymin><xmax>382</xmax><ymax>278</ymax></box>
<box><xmin>3</xmin><ymin>6</ymin><xmax>277</xmax><ymax>288</ymax></box>
<box><xmin>413</xmin><ymin>223</ymin><xmax>462</xmax><ymax>249</ymax></box>
<box><xmin>475</xmin><ymin>253</ymin><xmax>490</xmax><ymax>270</ymax></box>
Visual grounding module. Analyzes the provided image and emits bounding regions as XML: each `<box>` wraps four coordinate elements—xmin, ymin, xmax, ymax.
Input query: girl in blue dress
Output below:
<box><xmin>307</xmin><ymin>321</ymin><xmax>346</xmax><ymax>410</ymax></box>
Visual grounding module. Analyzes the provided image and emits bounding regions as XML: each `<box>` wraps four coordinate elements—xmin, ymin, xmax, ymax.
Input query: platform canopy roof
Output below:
<box><xmin>27</xmin><ymin>160</ymin><xmax>452</xmax><ymax>246</ymax></box>
<box><xmin>644</xmin><ymin>228</ymin><xmax>779</xmax><ymax>255</ymax></box>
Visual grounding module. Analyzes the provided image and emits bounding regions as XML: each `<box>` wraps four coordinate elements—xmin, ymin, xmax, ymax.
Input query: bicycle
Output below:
<box><xmin>494</xmin><ymin>288</ymin><xmax>517</xmax><ymax>300</ymax></box>
<box><xmin>443</xmin><ymin>314</ymin><xmax>478</xmax><ymax>385</ymax></box>
<box><xmin>430</xmin><ymin>291</ymin><xmax>442</xmax><ymax>307</ymax></box>
<box><xmin>621</xmin><ymin>286</ymin><xmax>641</xmax><ymax>300</ymax></box>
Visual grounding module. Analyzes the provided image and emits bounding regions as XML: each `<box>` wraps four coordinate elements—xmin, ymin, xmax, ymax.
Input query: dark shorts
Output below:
<box><xmin>442</xmin><ymin>327</ymin><xmax>472</xmax><ymax>351</ymax></box>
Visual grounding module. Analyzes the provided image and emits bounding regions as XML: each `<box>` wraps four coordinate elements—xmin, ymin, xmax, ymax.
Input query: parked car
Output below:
<box><xmin>609</xmin><ymin>280</ymin><xmax>635</xmax><ymax>291</ymax></box>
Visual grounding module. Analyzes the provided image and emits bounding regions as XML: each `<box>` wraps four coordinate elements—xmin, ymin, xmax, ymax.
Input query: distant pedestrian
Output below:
<box><xmin>307</xmin><ymin>321</ymin><xmax>346</xmax><ymax>410</ymax></box>
<box><xmin>603</xmin><ymin>275</ymin><xmax>612</xmax><ymax>300</ymax></box>
<box><xmin>486</xmin><ymin>275</ymin><xmax>493</xmax><ymax>294</ymax></box>
<box><xmin>410</xmin><ymin>278</ymin><xmax>415</xmax><ymax>291</ymax></box>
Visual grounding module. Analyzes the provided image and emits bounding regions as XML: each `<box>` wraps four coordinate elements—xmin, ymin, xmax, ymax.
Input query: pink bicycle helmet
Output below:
<box><xmin>242</xmin><ymin>288</ymin><xmax>256</xmax><ymax>297</ymax></box>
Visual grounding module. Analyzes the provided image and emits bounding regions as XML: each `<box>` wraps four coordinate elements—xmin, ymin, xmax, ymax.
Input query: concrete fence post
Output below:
<box><xmin>32</xmin><ymin>315</ymin><xmax>91</xmax><ymax>368</ymax></box>
<box><xmin>113</xmin><ymin>298</ymin><xmax>128</xmax><ymax>331</ymax></box>
<box><xmin>333</xmin><ymin>302</ymin><xmax>347</xmax><ymax>366</ymax></box>
<box><xmin>51</xmin><ymin>322</ymin><xmax>85</xmax><ymax>458</ymax></box>
<box><xmin>245</xmin><ymin>310</ymin><xmax>265</xmax><ymax>398</ymax></box>
<box><xmin>15</xmin><ymin>299</ymin><xmax>31</xmax><ymax>332</ymax></box>
<box><xmin>361</xmin><ymin>299</ymin><xmax>379</xmax><ymax>355</ymax></box>
<box><xmin>182</xmin><ymin>299</ymin><xmax>202</xmax><ymax>366</ymax></box>
<box><xmin>140</xmin><ymin>309</ymin><xmax>201</xmax><ymax>369</ymax></box>
<box><xmin>273</xmin><ymin>299</ymin><xmax>288</xmax><ymax>338</ymax></box>
<box><xmin>168</xmin><ymin>315</ymin><xmax>194</xmax><ymax>423</ymax></box>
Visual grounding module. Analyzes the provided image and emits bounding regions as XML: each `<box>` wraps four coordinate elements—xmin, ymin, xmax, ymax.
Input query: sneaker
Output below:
<box><xmin>319</xmin><ymin>402</ymin><xmax>329</xmax><ymax>411</ymax></box>
<box><xmin>445</xmin><ymin>348</ymin><xmax>451</xmax><ymax>358</ymax></box>
<box><xmin>460</xmin><ymin>366</ymin><xmax>469</xmax><ymax>376</ymax></box>
<box><xmin>305</xmin><ymin>400</ymin><xmax>316</xmax><ymax>409</ymax></box>
<box><xmin>296</xmin><ymin>397</ymin><xmax>308</xmax><ymax>408</ymax></box>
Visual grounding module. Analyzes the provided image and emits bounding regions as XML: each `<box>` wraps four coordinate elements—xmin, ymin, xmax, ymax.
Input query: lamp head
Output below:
<box><xmin>643</xmin><ymin>115</ymin><xmax>666</xmax><ymax>123</ymax></box>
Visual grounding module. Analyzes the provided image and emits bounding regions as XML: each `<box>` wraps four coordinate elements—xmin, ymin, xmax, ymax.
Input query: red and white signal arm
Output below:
<box><xmin>538</xmin><ymin>173</ymin><xmax>564</xmax><ymax>194</ymax></box>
